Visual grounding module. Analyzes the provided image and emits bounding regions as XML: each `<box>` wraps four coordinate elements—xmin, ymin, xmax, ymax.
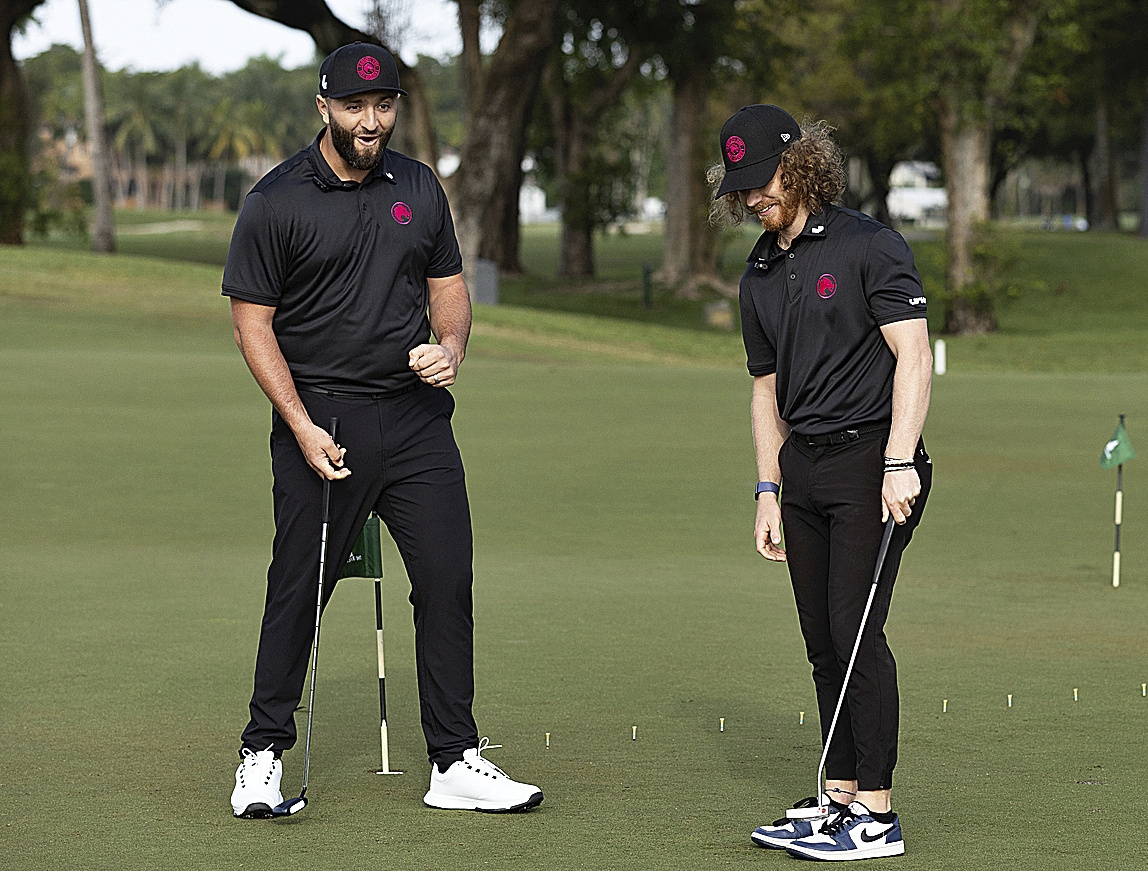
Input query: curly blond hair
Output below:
<box><xmin>708</xmin><ymin>119</ymin><xmax>846</xmax><ymax>228</ymax></box>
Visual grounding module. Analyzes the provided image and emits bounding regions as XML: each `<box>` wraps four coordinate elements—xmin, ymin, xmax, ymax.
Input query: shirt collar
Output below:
<box><xmin>307</xmin><ymin>130</ymin><xmax>397</xmax><ymax>190</ymax></box>
<box><xmin>746</xmin><ymin>209</ymin><xmax>830</xmax><ymax>263</ymax></box>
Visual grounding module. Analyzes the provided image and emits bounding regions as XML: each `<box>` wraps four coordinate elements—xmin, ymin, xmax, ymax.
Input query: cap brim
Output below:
<box><xmin>324</xmin><ymin>85</ymin><xmax>409</xmax><ymax>98</ymax></box>
<box><xmin>715</xmin><ymin>154</ymin><xmax>782</xmax><ymax>199</ymax></box>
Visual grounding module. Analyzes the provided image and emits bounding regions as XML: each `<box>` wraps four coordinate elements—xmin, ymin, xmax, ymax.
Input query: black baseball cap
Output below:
<box><xmin>715</xmin><ymin>105</ymin><xmax>801</xmax><ymax>198</ymax></box>
<box><xmin>319</xmin><ymin>43</ymin><xmax>407</xmax><ymax>99</ymax></box>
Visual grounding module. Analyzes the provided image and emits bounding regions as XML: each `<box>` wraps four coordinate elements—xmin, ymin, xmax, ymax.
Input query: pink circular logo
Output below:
<box><xmin>357</xmin><ymin>56</ymin><xmax>381</xmax><ymax>80</ymax></box>
<box><xmin>817</xmin><ymin>274</ymin><xmax>838</xmax><ymax>299</ymax></box>
<box><xmin>725</xmin><ymin>135</ymin><xmax>746</xmax><ymax>163</ymax></box>
<box><xmin>391</xmin><ymin>202</ymin><xmax>412</xmax><ymax>224</ymax></box>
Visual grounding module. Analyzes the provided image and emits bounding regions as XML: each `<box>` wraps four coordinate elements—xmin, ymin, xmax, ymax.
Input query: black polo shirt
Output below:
<box><xmin>740</xmin><ymin>205</ymin><xmax>926</xmax><ymax>436</ymax></box>
<box><xmin>222</xmin><ymin>132</ymin><xmax>463</xmax><ymax>394</ymax></box>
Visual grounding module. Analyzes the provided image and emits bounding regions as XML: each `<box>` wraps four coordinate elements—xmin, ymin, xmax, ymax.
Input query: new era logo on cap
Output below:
<box><xmin>319</xmin><ymin>43</ymin><xmax>408</xmax><ymax>99</ymax></box>
<box><xmin>781</xmin><ymin>133</ymin><xmax>791</xmax><ymax>142</ymax></box>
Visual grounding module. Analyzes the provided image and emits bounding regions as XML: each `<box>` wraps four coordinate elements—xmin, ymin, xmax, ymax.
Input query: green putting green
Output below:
<box><xmin>1</xmin><ymin>246</ymin><xmax>1146</xmax><ymax>869</ymax></box>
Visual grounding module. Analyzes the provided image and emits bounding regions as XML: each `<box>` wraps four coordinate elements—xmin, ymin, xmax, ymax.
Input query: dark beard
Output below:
<box><xmin>328</xmin><ymin>115</ymin><xmax>391</xmax><ymax>172</ymax></box>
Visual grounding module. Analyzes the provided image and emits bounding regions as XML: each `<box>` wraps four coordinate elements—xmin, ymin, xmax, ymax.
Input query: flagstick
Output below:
<box><xmin>1113</xmin><ymin>413</ymin><xmax>1127</xmax><ymax>589</ymax></box>
<box><xmin>1114</xmin><ymin>461</ymin><xmax>1123</xmax><ymax>588</ymax></box>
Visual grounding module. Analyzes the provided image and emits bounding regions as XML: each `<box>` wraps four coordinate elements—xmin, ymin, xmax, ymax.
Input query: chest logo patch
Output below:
<box><xmin>391</xmin><ymin>202</ymin><xmax>413</xmax><ymax>224</ymax></box>
<box><xmin>725</xmin><ymin>136</ymin><xmax>746</xmax><ymax>163</ymax></box>
<box><xmin>816</xmin><ymin>273</ymin><xmax>838</xmax><ymax>299</ymax></box>
<box><xmin>357</xmin><ymin>56</ymin><xmax>381</xmax><ymax>81</ymax></box>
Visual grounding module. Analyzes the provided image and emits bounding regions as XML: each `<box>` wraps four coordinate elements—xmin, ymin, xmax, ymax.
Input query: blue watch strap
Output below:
<box><xmin>755</xmin><ymin>481</ymin><xmax>780</xmax><ymax>500</ymax></box>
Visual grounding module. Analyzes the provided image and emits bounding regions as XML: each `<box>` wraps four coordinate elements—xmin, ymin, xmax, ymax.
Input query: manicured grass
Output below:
<box><xmin>2</xmin><ymin>242</ymin><xmax>1147</xmax><ymax>869</ymax></box>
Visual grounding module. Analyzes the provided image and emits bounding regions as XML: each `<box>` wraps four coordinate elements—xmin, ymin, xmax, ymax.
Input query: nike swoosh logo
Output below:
<box><xmin>859</xmin><ymin>827</ymin><xmax>893</xmax><ymax>843</ymax></box>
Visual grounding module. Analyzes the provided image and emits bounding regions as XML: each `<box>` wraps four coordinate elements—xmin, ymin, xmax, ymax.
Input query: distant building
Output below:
<box><xmin>886</xmin><ymin>161</ymin><xmax>947</xmax><ymax>226</ymax></box>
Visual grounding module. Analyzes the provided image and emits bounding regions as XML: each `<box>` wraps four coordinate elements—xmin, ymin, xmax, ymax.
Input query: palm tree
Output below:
<box><xmin>208</xmin><ymin>98</ymin><xmax>274</xmax><ymax>209</ymax></box>
<box><xmin>108</xmin><ymin>71</ymin><xmax>160</xmax><ymax>210</ymax></box>
<box><xmin>78</xmin><ymin>0</ymin><xmax>115</xmax><ymax>249</ymax></box>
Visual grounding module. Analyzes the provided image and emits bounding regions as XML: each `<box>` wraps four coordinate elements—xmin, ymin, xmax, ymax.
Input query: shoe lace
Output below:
<box><xmin>472</xmin><ymin>737</ymin><xmax>509</xmax><ymax>778</ymax></box>
<box><xmin>819</xmin><ymin>807</ymin><xmax>858</xmax><ymax>837</ymax></box>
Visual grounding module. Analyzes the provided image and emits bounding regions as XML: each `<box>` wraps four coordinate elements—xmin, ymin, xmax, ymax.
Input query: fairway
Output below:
<box><xmin>2</xmin><ymin>262</ymin><xmax>1146</xmax><ymax>869</ymax></box>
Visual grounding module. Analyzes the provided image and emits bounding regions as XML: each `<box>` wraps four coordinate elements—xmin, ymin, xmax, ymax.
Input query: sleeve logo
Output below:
<box><xmin>391</xmin><ymin>202</ymin><xmax>413</xmax><ymax>224</ymax></box>
<box><xmin>816</xmin><ymin>273</ymin><xmax>838</xmax><ymax>299</ymax></box>
<box><xmin>908</xmin><ymin>296</ymin><xmax>926</xmax><ymax>305</ymax></box>
<box><xmin>357</xmin><ymin>56</ymin><xmax>381</xmax><ymax>80</ymax></box>
<box><xmin>725</xmin><ymin>136</ymin><xmax>746</xmax><ymax>163</ymax></box>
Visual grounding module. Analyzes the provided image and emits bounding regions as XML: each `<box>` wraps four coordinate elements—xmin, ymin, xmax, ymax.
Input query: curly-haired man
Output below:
<box><xmin>712</xmin><ymin>105</ymin><xmax>933</xmax><ymax>861</ymax></box>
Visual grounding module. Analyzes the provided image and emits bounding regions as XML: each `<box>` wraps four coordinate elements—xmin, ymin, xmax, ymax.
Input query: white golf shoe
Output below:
<box><xmin>423</xmin><ymin>738</ymin><xmax>543</xmax><ymax>812</ymax></box>
<box><xmin>231</xmin><ymin>748</ymin><xmax>283</xmax><ymax>819</ymax></box>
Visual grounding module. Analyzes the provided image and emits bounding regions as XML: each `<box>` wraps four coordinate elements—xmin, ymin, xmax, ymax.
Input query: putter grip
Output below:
<box><xmin>329</xmin><ymin>417</ymin><xmax>339</xmax><ymax>441</ymax></box>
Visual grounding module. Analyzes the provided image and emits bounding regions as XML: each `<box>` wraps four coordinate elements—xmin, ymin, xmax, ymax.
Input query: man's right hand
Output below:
<box><xmin>296</xmin><ymin>421</ymin><xmax>351</xmax><ymax>480</ymax></box>
<box><xmin>755</xmin><ymin>496</ymin><xmax>786</xmax><ymax>561</ymax></box>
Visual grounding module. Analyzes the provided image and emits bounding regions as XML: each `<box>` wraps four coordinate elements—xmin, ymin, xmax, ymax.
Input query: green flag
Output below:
<box><xmin>339</xmin><ymin>514</ymin><xmax>383</xmax><ymax>579</ymax></box>
<box><xmin>1100</xmin><ymin>421</ymin><xmax>1137</xmax><ymax>470</ymax></box>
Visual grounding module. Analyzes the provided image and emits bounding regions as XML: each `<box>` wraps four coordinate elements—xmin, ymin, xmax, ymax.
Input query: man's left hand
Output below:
<box><xmin>881</xmin><ymin>467</ymin><xmax>920</xmax><ymax>525</ymax></box>
<box><xmin>409</xmin><ymin>343</ymin><xmax>459</xmax><ymax>387</ymax></box>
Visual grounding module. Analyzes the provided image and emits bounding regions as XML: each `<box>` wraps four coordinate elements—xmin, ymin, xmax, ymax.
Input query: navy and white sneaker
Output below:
<box><xmin>751</xmin><ymin>795</ymin><xmax>844</xmax><ymax>849</ymax></box>
<box><xmin>785</xmin><ymin>800</ymin><xmax>904</xmax><ymax>861</ymax></box>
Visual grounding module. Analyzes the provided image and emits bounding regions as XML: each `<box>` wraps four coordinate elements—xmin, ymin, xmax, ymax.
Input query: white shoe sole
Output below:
<box><xmin>423</xmin><ymin>789</ymin><xmax>543</xmax><ymax>813</ymax></box>
<box><xmin>785</xmin><ymin>840</ymin><xmax>905</xmax><ymax>861</ymax></box>
<box><xmin>752</xmin><ymin>830</ymin><xmax>798</xmax><ymax>849</ymax></box>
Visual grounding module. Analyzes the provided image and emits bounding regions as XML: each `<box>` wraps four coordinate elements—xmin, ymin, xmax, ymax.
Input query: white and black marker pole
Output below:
<box><xmin>375</xmin><ymin>579</ymin><xmax>402</xmax><ymax>774</ymax></box>
<box><xmin>1114</xmin><ymin>413</ymin><xmax>1125</xmax><ymax>589</ymax></box>
<box><xmin>273</xmin><ymin>416</ymin><xmax>339</xmax><ymax>817</ymax></box>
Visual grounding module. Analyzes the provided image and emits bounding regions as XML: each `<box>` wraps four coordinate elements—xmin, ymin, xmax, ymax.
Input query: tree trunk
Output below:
<box><xmin>0</xmin><ymin>0</ymin><xmax>42</xmax><ymax>244</ymax></box>
<box><xmin>659</xmin><ymin>64</ymin><xmax>716</xmax><ymax>296</ymax></box>
<box><xmin>1140</xmin><ymin>77</ymin><xmax>1148</xmax><ymax>237</ymax></box>
<box><xmin>939</xmin><ymin>96</ymin><xmax>995</xmax><ymax>335</ymax></box>
<box><xmin>78</xmin><ymin>0</ymin><xmax>115</xmax><ymax>251</ymax></box>
<box><xmin>134</xmin><ymin>142</ymin><xmax>148</xmax><ymax>210</ymax></box>
<box><xmin>1093</xmin><ymin>99</ymin><xmax>1119</xmax><ymax>231</ymax></box>
<box><xmin>457</xmin><ymin>0</ymin><xmax>482</xmax><ymax>117</ymax></box>
<box><xmin>865</xmin><ymin>154</ymin><xmax>894</xmax><ymax>227</ymax></box>
<box><xmin>189</xmin><ymin>160</ymin><xmax>203</xmax><ymax>211</ymax></box>
<box><xmin>557</xmin><ymin>123</ymin><xmax>596</xmax><ymax>279</ymax></box>
<box><xmin>550</xmin><ymin>46</ymin><xmax>642</xmax><ymax>278</ymax></box>
<box><xmin>451</xmin><ymin>0</ymin><xmax>560</xmax><ymax>284</ymax></box>
<box><xmin>1078</xmin><ymin>148</ymin><xmax>1093</xmax><ymax>225</ymax></box>
<box><xmin>213</xmin><ymin>163</ymin><xmax>226</xmax><ymax>208</ymax></box>
<box><xmin>175</xmin><ymin>129</ymin><xmax>188</xmax><ymax>210</ymax></box>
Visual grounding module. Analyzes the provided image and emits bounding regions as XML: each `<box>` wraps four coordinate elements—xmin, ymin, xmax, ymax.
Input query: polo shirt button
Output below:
<box><xmin>790</xmin><ymin>273</ymin><xmax>796</xmax><ymax>280</ymax></box>
<box><xmin>788</xmin><ymin>253</ymin><xmax>795</xmax><ymax>258</ymax></box>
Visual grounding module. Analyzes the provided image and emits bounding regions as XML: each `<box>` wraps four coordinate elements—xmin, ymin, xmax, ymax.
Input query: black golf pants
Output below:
<box><xmin>241</xmin><ymin>384</ymin><xmax>478</xmax><ymax>771</ymax></box>
<box><xmin>779</xmin><ymin>428</ymin><xmax>931</xmax><ymax>792</ymax></box>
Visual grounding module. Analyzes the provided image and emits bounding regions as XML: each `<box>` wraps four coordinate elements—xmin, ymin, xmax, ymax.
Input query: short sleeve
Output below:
<box><xmin>222</xmin><ymin>192</ymin><xmax>287</xmax><ymax>306</ymax></box>
<box><xmin>740</xmin><ymin>283</ymin><xmax>776</xmax><ymax>377</ymax></box>
<box><xmin>425</xmin><ymin>178</ymin><xmax>463</xmax><ymax>279</ymax></box>
<box><xmin>863</xmin><ymin>228</ymin><xmax>927</xmax><ymax>325</ymax></box>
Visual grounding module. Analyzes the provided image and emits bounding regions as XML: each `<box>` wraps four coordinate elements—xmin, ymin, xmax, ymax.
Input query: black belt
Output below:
<box><xmin>298</xmin><ymin>383</ymin><xmax>420</xmax><ymax>401</ymax></box>
<box><xmin>798</xmin><ymin>423</ymin><xmax>889</xmax><ymax>447</ymax></box>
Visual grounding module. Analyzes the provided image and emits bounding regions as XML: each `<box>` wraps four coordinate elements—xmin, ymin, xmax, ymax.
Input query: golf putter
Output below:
<box><xmin>273</xmin><ymin>416</ymin><xmax>340</xmax><ymax>817</ymax></box>
<box><xmin>787</xmin><ymin>516</ymin><xmax>897</xmax><ymax>822</ymax></box>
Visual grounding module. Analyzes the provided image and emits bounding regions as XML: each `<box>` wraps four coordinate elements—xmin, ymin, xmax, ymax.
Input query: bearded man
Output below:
<box><xmin>711</xmin><ymin>105</ymin><xmax>932</xmax><ymax>861</ymax></box>
<box><xmin>222</xmin><ymin>43</ymin><xmax>541</xmax><ymax>819</ymax></box>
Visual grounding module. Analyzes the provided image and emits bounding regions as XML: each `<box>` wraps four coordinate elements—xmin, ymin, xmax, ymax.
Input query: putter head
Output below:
<box><xmin>271</xmin><ymin>795</ymin><xmax>307</xmax><ymax>817</ymax></box>
<box><xmin>374</xmin><ymin>768</ymin><xmax>404</xmax><ymax>775</ymax></box>
<box><xmin>785</xmin><ymin>795</ymin><xmax>833</xmax><ymax>821</ymax></box>
<box><xmin>786</xmin><ymin>805</ymin><xmax>831</xmax><ymax>821</ymax></box>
